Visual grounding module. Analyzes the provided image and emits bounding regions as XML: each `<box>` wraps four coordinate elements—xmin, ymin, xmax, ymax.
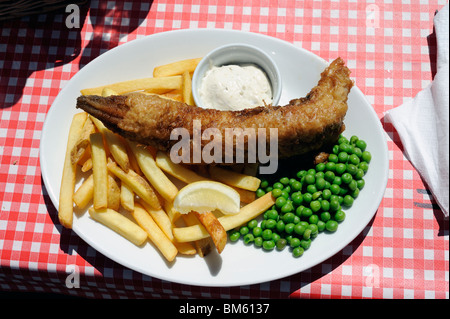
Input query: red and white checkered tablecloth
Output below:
<box><xmin>0</xmin><ymin>0</ymin><xmax>448</xmax><ymax>299</ymax></box>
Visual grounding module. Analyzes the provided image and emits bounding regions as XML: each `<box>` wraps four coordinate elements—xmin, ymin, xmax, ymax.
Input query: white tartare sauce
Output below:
<box><xmin>199</xmin><ymin>64</ymin><xmax>272</xmax><ymax>111</ymax></box>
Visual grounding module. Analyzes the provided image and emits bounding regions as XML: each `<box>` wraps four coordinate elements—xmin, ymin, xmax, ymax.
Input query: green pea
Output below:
<box><xmin>302</xmin><ymin>192</ymin><xmax>312</xmax><ymax>204</ymax></box>
<box><xmin>291</xmin><ymin>180</ymin><xmax>302</xmax><ymax>191</ymax></box>
<box><xmin>325</xmin><ymin>161</ymin><xmax>336</xmax><ymax>172</ymax></box>
<box><xmin>308</xmin><ymin>214</ymin><xmax>319</xmax><ymax>225</ymax></box>
<box><xmin>295</xmin><ymin>205</ymin><xmax>304</xmax><ymax>217</ymax></box>
<box><xmin>276</xmin><ymin>220</ymin><xmax>285</xmax><ymax>233</ymax></box>
<box><xmin>262</xmin><ymin>240</ymin><xmax>275</xmax><ymax>251</ymax></box>
<box><xmin>280</xmin><ymin>177</ymin><xmax>290</xmax><ymax>185</ymax></box>
<box><xmin>304</xmin><ymin>174</ymin><xmax>316</xmax><ymax>185</ymax></box>
<box><xmin>325</xmin><ymin>220</ymin><xmax>338</xmax><ymax>232</ymax></box>
<box><xmin>339</xmin><ymin>143</ymin><xmax>352</xmax><ymax>153</ymax></box>
<box><xmin>275</xmin><ymin>196</ymin><xmax>287</xmax><ymax>209</ymax></box>
<box><xmin>300</xmin><ymin>238</ymin><xmax>312</xmax><ymax>250</ymax></box>
<box><xmin>359</xmin><ymin>161</ymin><xmax>369</xmax><ymax>173</ymax></box>
<box><xmin>265</xmin><ymin>219</ymin><xmax>277</xmax><ymax>230</ymax></box>
<box><xmin>291</xmin><ymin>192</ymin><xmax>303</xmax><ymax>206</ymax></box>
<box><xmin>296</xmin><ymin>170</ymin><xmax>307</xmax><ymax>179</ymax></box>
<box><xmin>312</xmin><ymin>191</ymin><xmax>322</xmax><ymax>200</ymax></box>
<box><xmin>272</xmin><ymin>188</ymin><xmax>282</xmax><ymax>198</ymax></box>
<box><xmin>243</xmin><ymin>233</ymin><xmax>255</xmax><ymax>244</ymax></box>
<box><xmin>262</xmin><ymin>229</ymin><xmax>273</xmax><ymax>240</ymax></box>
<box><xmin>256</xmin><ymin>188</ymin><xmax>266</xmax><ymax>198</ymax></box>
<box><xmin>247</xmin><ymin>219</ymin><xmax>258</xmax><ymax>229</ymax></box>
<box><xmin>292</xmin><ymin>246</ymin><xmax>305</xmax><ymax>257</ymax></box>
<box><xmin>349</xmin><ymin>154</ymin><xmax>360</xmax><ymax>165</ymax></box>
<box><xmin>338</xmin><ymin>136</ymin><xmax>349</xmax><ymax>144</ymax></box>
<box><xmin>338</xmin><ymin>152</ymin><xmax>349</xmax><ymax>163</ymax></box>
<box><xmin>317</xmin><ymin>220</ymin><xmax>326</xmax><ymax>232</ymax></box>
<box><xmin>272</xmin><ymin>232</ymin><xmax>281</xmax><ymax>242</ymax></box>
<box><xmin>308</xmin><ymin>224</ymin><xmax>319</xmax><ymax>237</ymax></box>
<box><xmin>330</xmin><ymin>183</ymin><xmax>341</xmax><ymax>195</ymax></box>
<box><xmin>335</xmin><ymin>163</ymin><xmax>347</xmax><ymax>175</ymax></box>
<box><xmin>320</xmin><ymin>211</ymin><xmax>331</xmax><ymax>222</ymax></box>
<box><xmin>332</xmin><ymin>145</ymin><xmax>340</xmax><ymax>154</ymax></box>
<box><xmin>348</xmin><ymin>179</ymin><xmax>358</xmax><ymax>191</ymax></box>
<box><xmin>346</xmin><ymin>164</ymin><xmax>358</xmax><ymax>175</ymax></box>
<box><xmin>252</xmin><ymin>226</ymin><xmax>263</xmax><ymax>237</ymax></box>
<box><xmin>362</xmin><ymin>151</ymin><xmax>372</xmax><ymax>163</ymax></box>
<box><xmin>276</xmin><ymin>238</ymin><xmax>287</xmax><ymax>250</ymax></box>
<box><xmin>281</xmin><ymin>202</ymin><xmax>294</xmax><ymax>214</ymax></box>
<box><xmin>324</xmin><ymin>171</ymin><xmax>335</xmax><ymax>183</ymax></box>
<box><xmin>301</xmin><ymin>207</ymin><xmax>313</xmax><ymax>219</ymax></box>
<box><xmin>350</xmin><ymin>135</ymin><xmax>359</xmax><ymax>145</ymax></box>
<box><xmin>265</xmin><ymin>186</ymin><xmax>273</xmax><ymax>192</ymax></box>
<box><xmin>283</xmin><ymin>185</ymin><xmax>291</xmax><ymax>194</ymax></box>
<box><xmin>266</xmin><ymin>209</ymin><xmax>279</xmax><ymax>220</ymax></box>
<box><xmin>343</xmin><ymin>195</ymin><xmax>354</xmax><ymax>207</ymax></box>
<box><xmin>294</xmin><ymin>223</ymin><xmax>306</xmax><ymax>236</ymax></box>
<box><xmin>322</xmin><ymin>188</ymin><xmax>332</xmax><ymax>200</ymax></box>
<box><xmin>240</xmin><ymin>226</ymin><xmax>250</xmax><ymax>236</ymax></box>
<box><xmin>354</xmin><ymin>169</ymin><xmax>365</xmax><ymax>180</ymax></box>
<box><xmin>330</xmin><ymin>198</ymin><xmax>341</xmax><ymax>211</ymax></box>
<box><xmin>316</xmin><ymin>162</ymin><xmax>326</xmax><ymax>172</ymax></box>
<box><xmin>328</xmin><ymin>153</ymin><xmax>339</xmax><ymax>163</ymax></box>
<box><xmin>315</xmin><ymin>177</ymin><xmax>326</xmax><ymax>190</ymax></box>
<box><xmin>306</xmin><ymin>184</ymin><xmax>317</xmax><ymax>194</ymax></box>
<box><xmin>357</xmin><ymin>179</ymin><xmax>365</xmax><ymax>189</ymax></box>
<box><xmin>284</xmin><ymin>223</ymin><xmax>295</xmax><ymax>234</ymax></box>
<box><xmin>254</xmin><ymin>237</ymin><xmax>263</xmax><ymax>247</ymax></box>
<box><xmin>341</xmin><ymin>172</ymin><xmax>353</xmax><ymax>184</ymax></box>
<box><xmin>321</xmin><ymin>199</ymin><xmax>330</xmax><ymax>211</ymax></box>
<box><xmin>334</xmin><ymin>210</ymin><xmax>346</xmax><ymax>222</ymax></box>
<box><xmin>283</xmin><ymin>212</ymin><xmax>296</xmax><ymax>223</ymax></box>
<box><xmin>260</xmin><ymin>179</ymin><xmax>269</xmax><ymax>189</ymax></box>
<box><xmin>310</xmin><ymin>200</ymin><xmax>321</xmax><ymax>212</ymax></box>
<box><xmin>355</xmin><ymin>139</ymin><xmax>367</xmax><ymax>151</ymax></box>
<box><xmin>290</xmin><ymin>237</ymin><xmax>301</xmax><ymax>248</ymax></box>
<box><xmin>273</xmin><ymin>182</ymin><xmax>284</xmax><ymax>190</ymax></box>
<box><xmin>229</xmin><ymin>230</ymin><xmax>240</xmax><ymax>242</ymax></box>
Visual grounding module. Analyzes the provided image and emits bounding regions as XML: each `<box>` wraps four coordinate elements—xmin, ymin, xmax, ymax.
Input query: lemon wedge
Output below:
<box><xmin>173</xmin><ymin>181</ymin><xmax>241</xmax><ymax>215</ymax></box>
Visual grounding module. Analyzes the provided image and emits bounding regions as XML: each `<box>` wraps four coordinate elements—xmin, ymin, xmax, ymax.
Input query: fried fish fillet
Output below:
<box><xmin>76</xmin><ymin>57</ymin><xmax>353</xmax><ymax>162</ymax></box>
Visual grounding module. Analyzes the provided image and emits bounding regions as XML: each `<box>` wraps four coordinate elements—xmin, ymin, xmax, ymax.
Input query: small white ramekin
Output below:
<box><xmin>192</xmin><ymin>43</ymin><xmax>282</xmax><ymax>109</ymax></box>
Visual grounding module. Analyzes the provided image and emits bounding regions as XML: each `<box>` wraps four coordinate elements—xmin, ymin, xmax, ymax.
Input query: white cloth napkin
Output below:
<box><xmin>385</xmin><ymin>3</ymin><xmax>449</xmax><ymax>217</ymax></box>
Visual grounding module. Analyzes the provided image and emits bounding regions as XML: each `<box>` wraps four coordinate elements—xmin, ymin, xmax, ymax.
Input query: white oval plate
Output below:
<box><xmin>40</xmin><ymin>29</ymin><xmax>388</xmax><ymax>287</ymax></box>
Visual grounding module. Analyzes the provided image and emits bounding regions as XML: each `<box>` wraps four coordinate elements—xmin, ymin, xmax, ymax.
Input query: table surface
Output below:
<box><xmin>0</xmin><ymin>0</ymin><xmax>448</xmax><ymax>299</ymax></box>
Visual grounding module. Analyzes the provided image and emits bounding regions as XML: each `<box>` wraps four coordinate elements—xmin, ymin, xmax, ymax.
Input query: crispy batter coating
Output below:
<box><xmin>76</xmin><ymin>58</ymin><xmax>353</xmax><ymax>162</ymax></box>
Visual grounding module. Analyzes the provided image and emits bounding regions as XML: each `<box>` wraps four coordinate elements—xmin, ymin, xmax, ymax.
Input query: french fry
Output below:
<box><xmin>131</xmin><ymin>203</ymin><xmax>178</xmax><ymax>262</ymax></box>
<box><xmin>161</xmin><ymin>89</ymin><xmax>183</xmax><ymax>102</ymax></box>
<box><xmin>59</xmin><ymin>112</ymin><xmax>88</xmax><ymax>228</ymax></box>
<box><xmin>80</xmin><ymin>75</ymin><xmax>182</xmax><ymax>95</ymax></box>
<box><xmin>181</xmin><ymin>71</ymin><xmax>195</xmax><ymax>105</ymax></box>
<box><xmin>128</xmin><ymin>141</ymin><xmax>178</xmax><ymax>202</ymax></box>
<box><xmin>155</xmin><ymin>151</ymin><xmax>207</xmax><ymax>184</ymax></box>
<box><xmin>173</xmin><ymin>192</ymin><xmax>275</xmax><ymax>243</ymax></box>
<box><xmin>73</xmin><ymin>174</ymin><xmax>94</xmax><ymax>209</ymax></box>
<box><xmin>232</xmin><ymin>186</ymin><xmax>256</xmax><ymax>204</ymax></box>
<box><xmin>139</xmin><ymin>199</ymin><xmax>196</xmax><ymax>255</ymax></box>
<box><xmin>120</xmin><ymin>182</ymin><xmax>134</xmax><ymax>212</ymax></box>
<box><xmin>70</xmin><ymin>116</ymin><xmax>95</xmax><ymax>165</ymax></box>
<box><xmin>88</xmin><ymin>207</ymin><xmax>147</xmax><ymax>246</ymax></box>
<box><xmin>107</xmin><ymin>174</ymin><xmax>121</xmax><ymax>211</ymax></box>
<box><xmin>90</xmin><ymin>116</ymin><xmax>130</xmax><ymax>172</ymax></box>
<box><xmin>182</xmin><ymin>213</ymin><xmax>212</xmax><ymax>257</ymax></box>
<box><xmin>107</xmin><ymin>159</ymin><xmax>161</xmax><ymax>210</ymax></box>
<box><xmin>101</xmin><ymin>87</ymin><xmax>118</xmax><ymax>97</ymax></box>
<box><xmin>90</xmin><ymin>132</ymin><xmax>108</xmax><ymax>209</ymax></box>
<box><xmin>153</xmin><ymin>58</ymin><xmax>202</xmax><ymax>77</ymax></box>
<box><xmin>163</xmin><ymin>198</ymin><xmax>181</xmax><ymax>224</ymax></box>
<box><xmin>193</xmin><ymin>211</ymin><xmax>227</xmax><ymax>254</ymax></box>
<box><xmin>208</xmin><ymin>165</ymin><xmax>261</xmax><ymax>191</ymax></box>
<box><xmin>81</xmin><ymin>157</ymin><xmax>92</xmax><ymax>172</ymax></box>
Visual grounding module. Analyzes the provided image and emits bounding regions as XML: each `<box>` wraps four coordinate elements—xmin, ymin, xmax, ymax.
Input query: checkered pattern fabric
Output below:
<box><xmin>0</xmin><ymin>0</ymin><xmax>448</xmax><ymax>299</ymax></box>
